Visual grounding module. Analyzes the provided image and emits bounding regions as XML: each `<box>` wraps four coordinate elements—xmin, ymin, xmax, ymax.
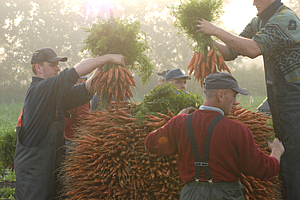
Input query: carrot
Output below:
<box><xmin>168</xmin><ymin>110</ymin><xmax>175</xmax><ymax>118</ymax></box>
<box><xmin>157</xmin><ymin>113</ymin><xmax>170</xmax><ymax>120</ymax></box>
<box><xmin>125</xmin><ymin>73</ymin><xmax>133</xmax><ymax>87</ymax></box>
<box><xmin>207</xmin><ymin>48</ymin><xmax>214</xmax><ymax>57</ymax></box>
<box><xmin>200</xmin><ymin>58</ymin><xmax>206</xmax><ymax>82</ymax></box>
<box><xmin>114</xmin><ymin>67</ymin><xmax>119</xmax><ymax>81</ymax></box>
<box><xmin>193</xmin><ymin>52</ymin><xmax>200</xmax><ymax>70</ymax></box>
<box><xmin>106</xmin><ymin>68</ymin><xmax>115</xmax><ymax>85</ymax></box>
<box><xmin>187</xmin><ymin>52</ymin><xmax>196</xmax><ymax>70</ymax></box>
<box><xmin>149</xmin><ymin>114</ymin><xmax>163</xmax><ymax>122</ymax></box>
<box><xmin>210</xmin><ymin>50</ymin><xmax>217</xmax><ymax>73</ymax></box>
<box><xmin>195</xmin><ymin>51</ymin><xmax>202</xmax><ymax>72</ymax></box>
<box><xmin>147</xmin><ymin>119</ymin><xmax>167</xmax><ymax>127</ymax></box>
<box><xmin>216</xmin><ymin>54</ymin><xmax>222</xmax><ymax>72</ymax></box>
<box><xmin>241</xmin><ymin>178</ymin><xmax>254</xmax><ymax>193</ymax></box>
<box><xmin>122</xmin><ymin>66</ymin><xmax>133</xmax><ymax>78</ymax></box>
<box><xmin>234</xmin><ymin>108</ymin><xmax>247</xmax><ymax>116</ymax></box>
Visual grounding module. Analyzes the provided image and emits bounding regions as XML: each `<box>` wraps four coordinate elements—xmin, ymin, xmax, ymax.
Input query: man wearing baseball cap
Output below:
<box><xmin>145</xmin><ymin>72</ymin><xmax>284</xmax><ymax>199</ymax></box>
<box><xmin>14</xmin><ymin>47</ymin><xmax>126</xmax><ymax>199</ymax></box>
<box><xmin>166</xmin><ymin>68</ymin><xmax>191</xmax><ymax>91</ymax></box>
<box><xmin>156</xmin><ymin>69</ymin><xmax>170</xmax><ymax>86</ymax></box>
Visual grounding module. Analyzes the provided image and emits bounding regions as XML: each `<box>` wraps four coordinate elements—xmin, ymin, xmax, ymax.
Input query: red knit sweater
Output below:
<box><xmin>145</xmin><ymin>109</ymin><xmax>279</xmax><ymax>183</ymax></box>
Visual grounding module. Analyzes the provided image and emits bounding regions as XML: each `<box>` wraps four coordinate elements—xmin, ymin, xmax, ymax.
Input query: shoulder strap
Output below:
<box><xmin>186</xmin><ymin>113</ymin><xmax>224</xmax><ymax>184</ymax></box>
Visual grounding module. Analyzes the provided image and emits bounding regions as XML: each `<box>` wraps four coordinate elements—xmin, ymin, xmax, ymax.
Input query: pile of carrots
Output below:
<box><xmin>61</xmin><ymin>102</ymin><xmax>284</xmax><ymax>200</ymax></box>
<box><xmin>91</xmin><ymin>65</ymin><xmax>135</xmax><ymax>104</ymax></box>
<box><xmin>61</xmin><ymin>102</ymin><xmax>183</xmax><ymax>199</ymax></box>
<box><xmin>187</xmin><ymin>47</ymin><xmax>231</xmax><ymax>86</ymax></box>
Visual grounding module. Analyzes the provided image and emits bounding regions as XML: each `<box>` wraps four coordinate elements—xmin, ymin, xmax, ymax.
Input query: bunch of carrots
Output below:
<box><xmin>91</xmin><ymin>64</ymin><xmax>135</xmax><ymax>105</ymax></box>
<box><xmin>187</xmin><ymin>46</ymin><xmax>231</xmax><ymax>86</ymax></box>
<box><xmin>61</xmin><ymin>102</ymin><xmax>283</xmax><ymax>199</ymax></box>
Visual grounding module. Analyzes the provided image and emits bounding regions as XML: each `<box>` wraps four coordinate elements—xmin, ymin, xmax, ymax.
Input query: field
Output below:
<box><xmin>0</xmin><ymin>96</ymin><xmax>266</xmax><ymax>199</ymax></box>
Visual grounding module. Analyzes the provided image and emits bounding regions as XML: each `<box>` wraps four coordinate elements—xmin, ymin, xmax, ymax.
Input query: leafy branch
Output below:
<box><xmin>81</xmin><ymin>17</ymin><xmax>154</xmax><ymax>85</ymax></box>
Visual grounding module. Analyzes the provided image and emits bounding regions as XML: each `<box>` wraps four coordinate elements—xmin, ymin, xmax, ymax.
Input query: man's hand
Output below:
<box><xmin>195</xmin><ymin>18</ymin><xmax>219</xmax><ymax>36</ymax></box>
<box><xmin>269</xmin><ymin>138</ymin><xmax>285</xmax><ymax>163</ymax></box>
<box><xmin>106</xmin><ymin>54</ymin><xmax>127</xmax><ymax>67</ymax></box>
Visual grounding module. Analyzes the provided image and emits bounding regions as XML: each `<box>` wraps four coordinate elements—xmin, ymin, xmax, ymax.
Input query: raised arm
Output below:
<box><xmin>196</xmin><ymin>18</ymin><xmax>261</xmax><ymax>59</ymax></box>
<box><xmin>74</xmin><ymin>54</ymin><xmax>126</xmax><ymax>93</ymax></box>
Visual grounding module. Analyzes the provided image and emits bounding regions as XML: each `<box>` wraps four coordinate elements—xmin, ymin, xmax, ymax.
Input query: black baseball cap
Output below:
<box><xmin>166</xmin><ymin>68</ymin><xmax>191</xmax><ymax>81</ymax></box>
<box><xmin>203</xmin><ymin>72</ymin><xmax>249</xmax><ymax>95</ymax></box>
<box><xmin>31</xmin><ymin>47</ymin><xmax>68</xmax><ymax>64</ymax></box>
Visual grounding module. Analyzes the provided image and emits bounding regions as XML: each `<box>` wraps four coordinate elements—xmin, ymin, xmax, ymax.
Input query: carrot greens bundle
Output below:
<box><xmin>170</xmin><ymin>0</ymin><xmax>230</xmax><ymax>86</ymax></box>
<box><xmin>82</xmin><ymin>16</ymin><xmax>153</xmax><ymax>104</ymax></box>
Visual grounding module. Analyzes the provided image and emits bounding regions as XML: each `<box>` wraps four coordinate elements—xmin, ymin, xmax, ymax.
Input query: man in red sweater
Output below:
<box><xmin>145</xmin><ymin>72</ymin><xmax>284</xmax><ymax>200</ymax></box>
<box><xmin>64</xmin><ymin>75</ymin><xmax>90</xmax><ymax>152</ymax></box>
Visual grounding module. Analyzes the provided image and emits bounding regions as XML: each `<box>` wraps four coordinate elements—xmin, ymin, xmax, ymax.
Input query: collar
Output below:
<box><xmin>257</xmin><ymin>0</ymin><xmax>283</xmax><ymax>27</ymax></box>
<box><xmin>32</xmin><ymin>76</ymin><xmax>44</xmax><ymax>82</ymax></box>
<box><xmin>199</xmin><ymin>105</ymin><xmax>224</xmax><ymax>116</ymax></box>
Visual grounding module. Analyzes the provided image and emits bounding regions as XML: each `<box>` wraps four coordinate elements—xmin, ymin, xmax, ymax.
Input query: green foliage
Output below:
<box><xmin>132</xmin><ymin>82</ymin><xmax>202</xmax><ymax>119</ymax></box>
<box><xmin>0</xmin><ymin>186</ymin><xmax>15</xmax><ymax>199</ymax></box>
<box><xmin>0</xmin><ymin>170</ymin><xmax>16</xmax><ymax>200</ymax></box>
<box><xmin>169</xmin><ymin>0</ymin><xmax>224</xmax><ymax>51</ymax></box>
<box><xmin>0</xmin><ymin>130</ymin><xmax>16</xmax><ymax>177</ymax></box>
<box><xmin>82</xmin><ymin>16</ymin><xmax>154</xmax><ymax>84</ymax></box>
<box><xmin>0</xmin><ymin>103</ymin><xmax>22</xmax><ymax>176</ymax></box>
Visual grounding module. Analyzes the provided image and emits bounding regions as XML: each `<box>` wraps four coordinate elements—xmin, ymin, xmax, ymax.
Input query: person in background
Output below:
<box><xmin>165</xmin><ymin>68</ymin><xmax>191</xmax><ymax>92</ymax></box>
<box><xmin>64</xmin><ymin>75</ymin><xmax>90</xmax><ymax>152</ymax></box>
<box><xmin>257</xmin><ymin>97</ymin><xmax>271</xmax><ymax>116</ymax></box>
<box><xmin>145</xmin><ymin>72</ymin><xmax>284</xmax><ymax>200</ymax></box>
<box><xmin>14</xmin><ymin>47</ymin><xmax>126</xmax><ymax>200</ymax></box>
<box><xmin>156</xmin><ymin>69</ymin><xmax>170</xmax><ymax>86</ymax></box>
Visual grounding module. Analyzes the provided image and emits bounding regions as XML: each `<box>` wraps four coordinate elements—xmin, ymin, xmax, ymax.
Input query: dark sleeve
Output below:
<box><xmin>61</xmin><ymin>83</ymin><xmax>93</xmax><ymax>112</ymax></box>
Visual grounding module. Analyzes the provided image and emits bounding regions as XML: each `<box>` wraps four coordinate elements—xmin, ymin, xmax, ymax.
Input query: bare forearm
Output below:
<box><xmin>197</xmin><ymin>19</ymin><xmax>261</xmax><ymax>58</ymax></box>
<box><xmin>213</xmin><ymin>27</ymin><xmax>261</xmax><ymax>58</ymax></box>
<box><xmin>213</xmin><ymin>40</ymin><xmax>231</xmax><ymax>60</ymax></box>
<box><xmin>84</xmin><ymin>69</ymin><xmax>99</xmax><ymax>93</ymax></box>
<box><xmin>74</xmin><ymin>56</ymin><xmax>110</xmax><ymax>77</ymax></box>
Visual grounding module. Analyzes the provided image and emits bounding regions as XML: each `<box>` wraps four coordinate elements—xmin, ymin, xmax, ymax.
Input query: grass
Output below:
<box><xmin>0</xmin><ymin>102</ymin><xmax>23</xmax><ymax>135</ymax></box>
<box><xmin>236</xmin><ymin>95</ymin><xmax>267</xmax><ymax>111</ymax></box>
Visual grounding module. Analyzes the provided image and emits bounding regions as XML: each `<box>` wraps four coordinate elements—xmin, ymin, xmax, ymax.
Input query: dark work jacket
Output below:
<box><xmin>14</xmin><ymin>68</ymin><xmax>92</xmax><ymax>199</ymax></box>
<box><xmin>227</xmin><ymin>1</ymin><xmax>300</xmax><ymax>199</ymax></box>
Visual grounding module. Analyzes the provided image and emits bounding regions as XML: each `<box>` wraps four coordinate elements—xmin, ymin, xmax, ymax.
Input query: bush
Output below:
<box><xmin>132</xmin><ymin>82</ymin><xmax>203</xmax><ymax>119</ymax></box>
<box><xmin>0</xmin><ymin>129</ymin><xmax>16</xmax><ymax>176</ymax></box>
<box><xmin>0</xmin><ymin>186</ymin><xmax>15</xmax><ymax>199</ymax></box>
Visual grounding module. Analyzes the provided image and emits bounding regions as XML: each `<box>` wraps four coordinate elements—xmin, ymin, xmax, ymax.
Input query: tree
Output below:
<box><xmin>0</xmin><ymin>0</ymin><xmax>96</xmax><ymax>102</ymax></box>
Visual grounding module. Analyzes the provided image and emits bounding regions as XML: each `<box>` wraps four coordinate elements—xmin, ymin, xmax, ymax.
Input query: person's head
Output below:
<box><xmin>31</xmin><ymin>47</ymin><xmax>67</xmax><ymax>79</ymax></box>
<box><xmin>165</xmin><ymin>68</ymin><xmax>190</xmax><ymax>91</ymax></box>
<box><xmin>253</xmin><ymin>0</ymin><xmax>276</xmax><ymax>14</ymax></box>
<box><xmin>203</xmin><ymin>73</ymin><xmax>249</xmax><ymax>115</ymax></box>
<box><xmin>156</xmin><ymin>69</ymin><xmax>170</xmax><ymax>86</ymax></box>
